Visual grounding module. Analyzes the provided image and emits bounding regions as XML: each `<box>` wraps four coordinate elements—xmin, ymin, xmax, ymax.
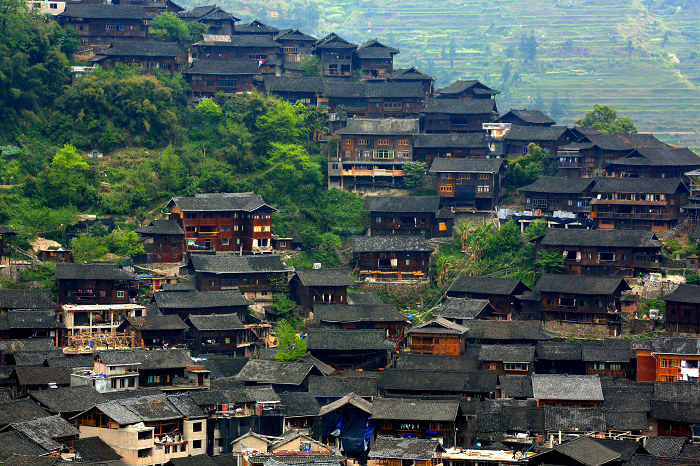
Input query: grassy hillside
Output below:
<box><xmin>182</xmin><ymin>0</ymin><xmax>700</xmax><ymax>147</ymax></box>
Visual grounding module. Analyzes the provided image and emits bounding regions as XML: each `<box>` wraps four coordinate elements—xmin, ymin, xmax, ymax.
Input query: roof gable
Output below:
<box><xmin>294</xmin><ymin>268</ymin><xmax>355</xmax><ymax>287</ymax></box>
<box><xmin>235</xmin><ymin>360</ymin><xmax>314</xmax><ymax>386</ymax></box>
<box><xmin>352</xmin><ymin>236</ymin><xmax>434</xmax><ymax>253</ymax></box>
<box><xmin>167</xmin><ymin>192</ymin><xmax>274</xmax><ymax>212</ymax></box>
<box><xmin>446</xmin><ymin>276</ymin><xmax>529</xmax><ymax>295</ymax></box>
<box><xmin>188</xmin><ymin>254</ymin><xmax>293</xmax><ymax>274</ymax></box>
<box><xmin>408</xmin><ymin>316</ymin><xmax>468</xmax><ymax>335</ymax></box>
<box><xmin>363</xmin><ymin>196</ymin><xmax>440</xmax><ymax>213</ymax></box>
<box><xmin>501</xmin><ymin>109</ymin><xmax>556</xmax><ymax>125</ymax></box>
<box><xmin>371</xmin><ymin>398</ymin><xmax>459</xmax><ymax>421</ymax></box>
<box><xmin>518</xmin><ymin>176</ymin><xmax>595</xmax><ymax>194</ymax></box>
<box><xmin>533</xmin><ymin>274</ymin><xmax>631</xmax><ymax>296</ymax></box>
<box><xmin>540</xmin><ymin>228</ymin><xmax>661</xmax><ymax>248</ymax></box>
<box><xmin>155</xmin><ymin>290</ymin><xmax>253</xmax><ymax>309</ymax></box>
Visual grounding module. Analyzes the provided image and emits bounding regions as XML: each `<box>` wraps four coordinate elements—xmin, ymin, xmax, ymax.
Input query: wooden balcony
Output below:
<box><xmin>342</xmin><ymin>168</ymin><xmax>404</xmax><ymax>176</ymax></box>
<box><xmin>594</xmin><ymin>212</ymin><xmax>680</xmax><ymax>220</ymax></box>
<box><xmin>198</xmin><ymin>231</ymin><xmax>218</xmax><ymax>237</ymax></box>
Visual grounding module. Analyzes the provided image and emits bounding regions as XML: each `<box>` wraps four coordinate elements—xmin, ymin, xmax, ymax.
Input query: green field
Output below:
<box><xmin>179</xmin><ymin>0</ymin><xmax>700</xmax><ymax>146</ymax></box>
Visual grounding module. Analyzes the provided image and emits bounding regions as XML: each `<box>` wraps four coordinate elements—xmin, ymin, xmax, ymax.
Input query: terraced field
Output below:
<box><xmin>181</xmin><ymin>0</ymin><xmax>700</xmax><ymax>146</ymax></box>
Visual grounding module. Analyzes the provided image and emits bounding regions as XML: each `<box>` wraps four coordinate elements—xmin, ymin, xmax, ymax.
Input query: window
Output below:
<box><xmin>373</xmin><ymin>150</ymin><xmax>393</xmax><ymax>158</ymax></box>
<box><xmin>358</xmin><ymin>139</ymin><xmax>369</xmax><ymax>145</ymax></box>
<box><xmin>218</xmin><ymin>80</ymin><xmax>237</xmax><ymax>88</ymax></box>
<box><xmin>106</xmin><ymin>24</ymin><xmax>124</xmax><ymax>31</ymax></box>
<box><xmin>204</xmin><ymin>80</ymin><xmax>215</xmax><ymax>86</ymax></box>
<box><xmin>186</xmin><ymin>226</ymin><xmax>196</xmax><ymax>232</ymax></box>
<box><xmin>222</xmin><ymin>238</ymin><xmax>230</xmax><ymax>245</ymax></box>
<box><xmin>478</xmin><ymin>174</ymin><xmax>489</xmax><ymax>179</ymax></box>
<box><xmin>382</xmin><ymin>421</ymin><xmax>392</xmax><ymax>429</ymax></box>
<box><xmin>138</xmin><ymin>430</ymin><xmax>152</xmax><ymax>440</ymax></box>
<box><xmin>477</xmin><ymin>185</ymin><xmax>490</xmax><ymax>193</ymax></box>
<box><xmin>129</xmin><ymin>378</ymin><xmax>135</xmax><ymax>387</ymax></box>
<box><xmin>376</xmin><ymin>217</ymin><xmax>382</xmax><ymax>223</ymax></box>
<box><xmin>487</xmin><ymin>363</ymin><xmax>497</xmax><ymax>370</ymax></box>
<box><xmin>283</xmin><ymin>46</ymin><xmax>298</xmax><ymax>53</ymax></box>
<box><xmin>397</xmin><ymin>139</ymin><xmax>410</xmax><ymax>145</ymax></box>
<box><xmin>138</xmin><ymin>449</ymin><xmax>151</xmax><ymax>458</ymax></box>
<box><xmin>595</xmin><ymin>300</ymin><xmax>603</xmax><ymax>307</ymax></box>
<box><xmin>117</xmin><ymin>291</ymin><xmax>125</xmax><ymax>298</ymax></box>
<box><xmin>254</xmin><ymin>226</ymin><xmax>262</xmax><ymax>232</ymax></box>
<box><xmin>440</xmin><ymin>173</ymin><xmax>453</xmax><ymax>179</ymax></box>
<box><xmin>147</xmin><ymin>375</ymin><xmax>161</xmax><ymax>383</ymax></box>
<box><xmin>193</xmin><ymin>422</ymin><xmax>202</xmax><ymax>432</ymax></box>
<box><xmin>609</xmin><ymin>363</ymin><xmax>621</xmax><ymax>371</ymax></box>
<box><xmin>378</xmin><ymin>139</ymin><xmax>390</xmax><ymax>145</ymax></box>
<box><xmin>220</xmin><ymin>225</ymin><xmax>230</xmax><ymax>231</ymax></box>
<box><xmin>439</xmin><ymin>186</ymin><xmax>453</xmax><ymax>192</ymax></box>
<box><xmin>404</xmin><ymin>259</ymin><xmax>411</xmax><ymax>265</ymax></box>
<box><xmin>209</xmin><ymin>280</ymin><xmax>215</xmax><ymax>287</ymax></box>
<box><xmin>504</xmin><ymin>363</ymin><xmax>527</xmax><ymax>371</ymax></box>
<box><xmin>243</xmin><ymin>278</ymin><xmax>249</xmax><ymax>285</ymax></box>
<box><xmin>383</xmin><ymin>102</ymin><xmax>402</xmax><ymax>109</ymax></box>
<box><xmin>343</xmin><ymin>139</ymin><xmax>353</xmax><ymax>146</ymax></box>
<box><xmin>458</xmin><ymin>174</ymin><xmax>471</xmax><ymax>180</ymax></box>
<box><xmin>193</xmin><ymin>440</ymin><xmax>202</xmax><ymax>449</ymax></box>
<box><xmin>225</xmin><ymin>338</ymin><xmax>231</xmax><ymax>344</ymax></box>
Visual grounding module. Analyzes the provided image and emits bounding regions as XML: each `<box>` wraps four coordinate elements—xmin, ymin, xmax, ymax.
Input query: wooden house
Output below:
<box><xmin>123</xmin><ymin>0</ymin><xmax>183</xmax><ymax>15</ymax></box>
<box><xmin>263</xmin><ymin>76</ymin><xmax>322</xmax><ymax>105</ymax></box>
<box><xmin>187</xmin><ymin>254</ymin><xmax>293</xmax><ymax>302</ymax></box>
<box><xmin>178</xmin><ymin>5</ymin><xmax>239</xmax><ymax>35</ymax></box>
<box><xmin>312</xmin><ymin>303</ymin><xmax>409</xmax><ymax>339</ymax></box>
<box><xmin>637</xmin><ymin>336</ymin><xmax>700</xmax><ymax>383</ymax></box>
<box><xmin>369</xmin><ymin>437</ymin><xmax>445</xmax><ymax>466</ymax></box>
<box><xmin>436</xmin><ymin>80</ymin><xmax>500</xmax><ymax>100</ymax></box>
<box><xmin>422</xmin><ymin>99</ymin><xmax>498</xmax><ymax>133</ymax></box>
<box><xmin>605</xmin><ymin>147</ymin><xmax>700</xmax><ymax>179</ymax></box>
<box><xmin>429</xmin><ymin>158</ymin><xmax>506</xmax><ymax>210</ymax></box>
<box><xmin>275</xmin><ymin>29</ymin><xmax>317</xmax><ymax>73</ymax></box>
<box><xmin>186</xmin><ymin>313</ymin><xmax>257</xmax><ymax>357</ymax></box>
<box><xmin>134</xmin><ymin>219</ymin><xmax>185</xmax><ymax>264</ymax></box>
<box><xmin>117</xmin><ymin>315</ymin><xmax>188</xmax><ymax>348</ymax></box>
<box><xmin>364</xmin><ymin>196</ymin><xmax>453</xmax><ymax>239</ymax></box>
<box><xmin>183</xmin><ymin>60</ymin><xmax>261</xmax><ymax>97</ymax></box>
<box><xmin>321</xmin><ymin>82</ymin><xmax>425</xmax><ymax>119</ymax></box>
<box><xmin>518</xmin><ymin>177</ymin><xmax>596</xmax><ymax>217</ymax></box>
<box><xmin>413</xmin><ymin>133</ymin><xmax>488</xmax><ymax>163</ymax></box>
<box><xmin>536</xmin><ymin>228</ymin><xmax>662</xmax><ymax>277</ymax></box>
<box><xmin>408</xmin><ymin>316</ymin><xmax>467</xmax><ymax>355</ymax></box>
<box><xmin>531</xmin><ymin>373</ymin><xmax>603</xmax><ymax>407</ymax></box>
<box><xmin>444</xmin><ymin>276</ymin><xmax>531</xmax><ymax>318</ymax></box>
<box><xmin>377</xmin><ymin>367</ymin><xmax>496</xmax><ymax>399</ymax></box>
<box><xmin>0</xmin><ymin>226</ymin><xmax>16</xmax><ymax>265</ymax></box>
<box><xmin>313</xmin><ymin>33</ymin><xmax>357</xmax><ymax>81</ymax></box>
<box><xmin>527</xmin><ymin>437</ymin><xmax>628</xmax><ymax>466</ymax></box>
<box><xmin>235</xmin><ymin>359</ymin><xmax>320</xmax><ymax>392</ymax></box>
<box><xmin>329</xmin><ymin>119</ymin><xmax>420</xmax><ymax>190</ymax></box>
<box><xmin>37</xmin><ymin>246</ymin><xmax>72</xmax><ymax>263</ymax></box>
<box><xmin>0</xmin><ymin>415</ymin><xmax>79</xmax><ymax>456</ymax></box>
<box><xmin>154</xmin><ymin>290</ymin><xmax>254</xmax><ymax>323</ymax></box>
<box><xmin>137</xmin><ymin>348</ymin><xmax>210</xmax><ymax>389</ymax></box>
<box><xmin>465</xmin><ymin>320</ymin><xmax>553</xmax><ymax>345</ymax></box>
<box><xmin>55</xmin><ymin>263</ymin><xmax>136</xmax><ymax>305</ymax></box>
<box><xmin>351</xmin><ymin>236</ymin><xmax>433</xmax><ymax>282</ymax></box>
<box><xmin>371</xmin><ymin>398</ymin><xmax>461</xmax><ymax>446</ymax></box>
<box><xmin>499</xmin><ymin>109</ymin><xmax>556</xmax><ymax>127</ymax></box>
<box><xmin>390</xmin><ymin>66</ymin><xmax>435</xmax><ymax>98</ymax></box>
<box><xmin>289</xmin><ymin>268</ymin><xmax>356</xmax><ymax>314</ymax></box>
<box><xmin>533</xmin><ymin>274</ymin><xmax>631</xmax><ymax>337</ymax></box>
<box><xmin>477</xmin><ymin>344</ymin><xmax>536</xmax><ymax>376</ymax></box>
<box><xmin>306</xmin><ymin>328</ymin><xmax>392</xmax><ymax>371</ymax></box>
<box><xmin>535</xmin><ymin>341</ymin><xmax>585</xmax><ymax>375</ymax></box>
<box><xmin>502</xmin><ymin>125</ymin><xmax>576</xmax><ymax>159</ymax></box>
<box><xmin>92</xmin><ymin>41</ymin><xmax>181</xmax><ymax>72</ymax></box>
<box><xmin>235</xmin><ymin>19</ymin><xmax>278</xmax><ymax>36</ymax></box>
<box><xmin>57</xmin><ymin>4</ymin><xmax>151</xmax><ymax>47</ymax></box>
<box><xmin>581</xmin><ymin>340</ymin><xmax>634</xmax><ymax>379</ymax></box>
<box><xmin>434</xmin><ymin>298</ymin><xmax>501</xmax><ymax>325</ymax></box>
<box><xmin>0</xmin><ymin>310</ymin><xmax>62</xmax><ymax>341</ymax></box>
<box><xmin>663</xmin><ymin>284</ymin><xmax>700</xmax><ymax>334</ymax></box>
<box><xmin>354</xmin><ymin>39</ymin><xmax>399</xmax><ymax>81</ymax></box>
<box><xmin>0</xmin><ymin>289</ymin><xmax>54</xmax><ymax>313</ymax></box>
<box><xmin>590</xmin><ymin>177</ymin><xmax>689</xmax><ymax>231</ymax></box>
<box><xmin>189</xmin><ymin>34</ymin><xmax>281</xmax><ymax>74</ymax></box>
<box><xmin>166</xmin><ymin>192</ymin><xmax>276</xmax><ymax>254</ymax></box>
<box><xmin>317</xmin><ymin>393</ymin><xmax>372</xmax><ymax>460</ymax></box>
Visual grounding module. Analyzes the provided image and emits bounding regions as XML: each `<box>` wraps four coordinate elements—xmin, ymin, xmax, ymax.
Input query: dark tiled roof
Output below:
<box><xmin>334</xmin><ymin>119</ymin><xmax>419</xmax><ymax>135</ymax></box>
<box><xmin>167</xmin><ymin>394</ymin><xmax>207</xmax><ymax>418</ymax></box>
<box><xmin>533</xmin><ymin>273</ymin><xmax>630</xmax><ymax>295</ymax></box>
<box><xmin>235</xmin><ymin>360</ymin><xmax>313</xmax><ymax>386</ymax></box>
<box><xmin>134</xmin><ymin>219</ymin><xmax>184</xmax><ymax>236</ymax></box>
<box><xmin>230</xmin><ymin>385</ymin><xmax>279</xmax><ymax>403</ymax></box>
<box><xmin>369</xmin><ymin>437</ymin><xmax>443</xmax><ymax>460</ymax></box>
<box><xmin>438</xmin><ymin>80</ymin><xmax>499</xmax><ymax>95</ymax></box>
<box><xmin>11</xmin><ymin>367</ymin><xmax>72</xmax><ymax>386</ymax></box>
<box><xmin>604</xmin><ymin>411</ymin><xmax>649</xmax><ymax>431</ymax></box>
<box><xmin>294</xmin><ymin>268</ymin><xmax>355</xmax><ymax>287</ymax></box>
<box><xmin>346</xmin><ymin>292</ymin><xmax>384</xmax><ymax>305</ymax></box>
<box><xmin>125</xmin><ymin>315</ymin><xmax>188</xmax><ymax>331</ymax></box>
<box><xmin>44</xmin><ymin>355</ymin><xmax>94</xmax><ymax>368</ymax></box>
<box><xmin>582</xmin><ymin>341</ymin><xmax>632</xmax><ymax>362</ymax></box>
<box><xmin>601</xmin><ymin>381</ymin><xmax>653</xmax><ymax>412</ymax></box>
<box><xmin>555</xmin><ymin>436</ymin><xmax>620</xmax><ymax>466</ymax></box>
<box><xmin>651</xmin><ymin>399</ymin><xmax>700</xmax><ymax>424</ymax></box>
<box><xmin>59</xmin><ymin>3</ymin><xmax>151</xmax><ymax>19</ymax></box>
<box><xmin>321</xmin><ymin>82</ymin><xmax>425</xmax><ymax>99</ymax></box>
<box><xmin>0</xmin><ymin>311</ymin><xmax>60</xmax><ymax>331</ymax></box>
<box><xmin>278</xmin><ymin>392</ymin><xmax>321</xmax><ymax>417</ymax></box>
<box><xmin>592</xmin><ymin>438</ymin><xmax>644</xmax><ymax>462</ymax></box>
<box><xmin>651</xmin><ymin>336</ymin><xmax>700</xmax><ymax>355</ymax></box>
<box><xmin>434</xmin><ymin>298</ymin><xmax>493</xmax><ymax>320</ymax></box>
<box><xmin>156</xmin><ymin>290</ymin><xmax>253</xmax><ymax>309</ymax></box>
<box><xmin>371</xmin><ymin>398</ymin><xmax>459</xmax><ymax>421</ymax></box>
<box><xmin>95</xmin><ymin>394</ymin><xmax>185</xmax><ymax>424</ymax></box>
<box><xmin>263</xmin><ymin>76</ymin><xmax>323</xmax><ymax>93</ymax></box>
<box><xmin>644</xmin><ymin>437</ymin><xmax>686</xmax><ymax>458</ymax></box>
<box><xmin>518</xmin><ymin>176</ymin><xmax>595</xmax><ymax>194</ymax></box>
<box><xmin>137</xmin><ymin>348</ymin><xmax>193</xmax><ymax>370</ymax></box>
<box><xmin>167</xmin><ymin>192</ymin><xmax>272</xmax><ymax>212</ymax></box>
<box><xmin>179</xmin><ymin>5</ymin><xmax>238</xmax><ymax>20</ymax></box>
<box><xmin>315</xmin><ymin>33</ymin><xmax>357</xmax><ymax>49</ymax></box>
<box><xmin>501</xmin><ymin>109</ymin><xmax>556</xmax><ymax>125</ymax></box>
<box><xmin>541</xmin><ymin>229</ymin><xmax>661</xmax><ymax>248</ymax></box>
<box><xmin>318</xmin><ymin>392</ymin><xmax>372</xmax><ymax>416</ymax></box>
<box><xmin>55</xmin><ymin>263</ymin><xmax>135</xmax><ymax>281</ymax></box>
<box><xmin>429</xmin><ymin>158</ymin><xmax>504</xmax><ymax>173</ymax></box>
<box><xmin>11</xmin><ymin>415</ymin><xmax>80</xmax><ymax>450</ymax></box>
<box><xmin>654</xmin><ymin>381</ymin><xmax>700</xmax><ymax>401</ymax></box>
<box><xmin>300</xmin><ymin>354</ymin><xmax>335</xmax><ymax>377</ymax></box>
<box><xmin>73</xmin><ymin>436</ymin><xmax>123</xmax><ymax>462</ymax></box>
<box><xmin>532</xmin><ymin>374</ymin><xmax>603</xmax><ymax>401</ymax></box>
<box><xmin>364</xmin><ymin>196</ymin><xmax>440</xmax><ymax>213</ymax></box>
<box><xmin>466</xmin><ymin>320</ymin><xmax>554</xmax><ymax>342</ymax></box>
<box><xmin>0</xmin><ymin>290</ymin><xmax>53</xmax><ymax>310</ymax></box>
<box><xmin>392</xmin><ymin>66</ymin><xmax>435</xmax><ymax>81</ymax></box>
<box><xmin>101</xmin><ymin>41</ymin><xmax>181</xmax><ymax>58</ymax></box>
<box><xmin>544</xmin><ymin>406</ymin><xmax>607</xmax><ymax>431</ymax></box>
<box><xmin>356</xmin><ymin>39</ymin><xmax>399</xmax><ymax>59</ymax></box>
<box><xmin>183</xmin><ymin>60</ymin><xmax>263</xmax><ymax>76</ymax></box>
<box><xmin>413</xmin><ymin>133</ymin><xmax>486</xmax><ymax>149</ymax></box>
<box><xmin>14</xmin><ymin>350</ymin><xmax>65</xmax><ymax>366</ymax></box>
<box><xmin>408</xmin><ymin>316</ymin><xmax>468</xmax><ymax>335</ymax></box>
<box><xmin>97</xmin><ymin>350</ymin><xmax>141</xmax><ymax>366</ymax></box>
<box><xmin>352</xmin><ymin>236</ymin><xmax>434</xmax><ymax>253</ymax></box>
<box><xmin>663</xmin><ymin>284</ymin><xmax>700</xmax><ymax>305</ymax></box>
<box><xmin>275</xmin><ymin>29</ymin><xmax>317</xmax><ymax>42</ymax></box>
<box><xmin>0</xmin><ymin>399</ymin><xmax>51</xmax><ymax>427</ymax></box>
<box><xmin>591</xmin><ymin>177</ymin><xmax>688</xmax><ymax>195</ymax></box>
<box><xmin>236</xmin><ymin>19</ymin><xmax>278</xmax><ymax>33</ymax></box>
<box><xmin>308</xmin><ymin>375</ymin><xmax>378</xmax><ymax>397</ymax></box>
<box><xmin>608</xmin><ymin>148</ymin><xmax>700</xmax><ymax>168</ymax></box>
<box><xmin>378</xmin><ymin>369</ymin><xmax>496</xmax><ymax>393</ymax></box>
<box><xmin>422</xmin><ymin>99</ymin><xmax>496</xmax><ymax>115</ymax></box>
<box><xmin>536</xmin><ymin>341</ymin><xmax>582</xmax><ymax>360</ymax></box>
<box><xmin>189</xmin><ymin>254</ymin><xmax>293</xmax><ymax>274</ymax></box>
<box><xmin>187</xmin><ymin>313</ymin><xmax>244</xmax><ymax>331</ymax></box>
<box><xmin>306</xmin><ymin>329</ymin><xmax>390</xmax><ymax>351</ymax></box>
<box><xmin>446</xmin><ymin>276</ymin><xmax>528</xmax><ymax>295</ymax></box>
<box><xmin>583</xmin><ymin>133</ymin><xmax>636</xmax><ymax>151</ymax></box>
<box><xmin>498</xmin><ymin>375</ymin><xmax>533</xmax><ymax>398</ymax></box>
<box><xmin>478</xmin><ymin>344</ymin><xmax>535</xmax><ymax>363</ymax></box>
<box><xmin>395</xmin><ymin>354</ymin><xmax>477</xmax><ymax>371</ymax></box>
<box><xmin>263</xmin><ymin>457</ymin><xmax>342</xmax><ymax>466</ymax></box>
<box><xmin>29</xmin><ymin>386</ymin><xmax>107</xmax><ymax>413</ymax></box>
<box><xmin>168</xmin><ymin>454</ymin><xmax>219</xmax><ymax>466</ymax></box>
<box><xmin>313</xmin><ymin>304</ymin><xmax>408</xmax><ymax>324</ymax></box>
<box><xmin>195</xmin><ymin>34</ymin><xmax>279</xmax><ymax>48</ymax></box>
<box><xmin>503</xmin><ymin>125</ymin><xmax>569</xmax><ymax>141</ymax></box>
<box><xmin>0</xmin><ymin>431</ymin><xmax>47</xmax><ymax>461</ymax></box>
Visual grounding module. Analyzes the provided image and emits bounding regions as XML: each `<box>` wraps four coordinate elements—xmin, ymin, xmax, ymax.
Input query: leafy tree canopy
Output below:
<box><xmin>274</xmin><ymin>320</ymin><xmax>307</xmax><ymax>361</ymax></box>
<box><xmin>536</xmin><ymin>249</ymin><xmax>565</xmax><ymax>274</ymax></box>
<box><xmin>574</xmin><ymin>104</ymin><xmax>638</xmax><ymax>134</ymax></box>
<box><xmin>403</xmin><ymin>161</ymin><xmax>428</xmax><ymax>190</ymax></box>
<box><xmin>505</xmin><ymin>143</ymin><xmax>554</xmax><ymax>189</ymax></box>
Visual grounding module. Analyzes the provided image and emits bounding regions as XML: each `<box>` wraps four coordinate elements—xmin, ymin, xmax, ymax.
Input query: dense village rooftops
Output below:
<box><xmin>194</xmin><ymin>34</ymin><xmax>280</xmax><ymax>48</ymax></box>
<box><xmin>0</xmin><ymin>290</ymin><xmax>54</xmax><ymax>310</ymax></box>
<box><xmin>263</xmin><ymin>76</ymin><xmax>323</xmax><ymax>93</ymax></box>
<box><xmin>313</xmin><ymin>304</ymin><xmax>408</xmax><ymax>323</ymax></box>
<box><xmin>371</xmin><ymin>398</ymin><xmax>460</xmax><ymax>421</ymax></box>
<box><xmin>352</xmin><ymin>236</ymin><xmax>434</xmax><ymax>253</ymax></box>
<box><xmin>498</xmin><ymin>375</ymin><xmax>534</xmax><ymax>398</ymax></box>
<box><xmin>155</xmin><ymin>290</ymin><xmax>253</xmax><ymax>309</ymax></box>
<box><xmin>55</xmin><ymin>262</ymin><xmax>136</xmax><ymax>281</ymax></box>
<box><xmin>306</xmin><ymin>329</ymin><xmax>391</xmax><ymax>351</ymax></box>
<box><xmin>10</xmin><ymin>415</ymin><xmax>79</xmax><ymax>451</ymax></box>
<box><xmin>364</xmin><ymin>195</ymin><xmax>440</xmax><ymax>213</ymax></box>
<box><xmin>346</xmin><ymin>292</ymin><xmax>384</xmax><ymax>305</ymax></box>
<box><xmin>478</xmin><ymin>344</ymin><xmax>536</xmax><ymax>363</ymax></box>
<box><xmin>0</xmin><ymin>311</ymin><xmax>60</xmax><ymax>331</ymax></box>
<box><xmin>532</xmin><ymin>374</ymin><xmax>604</xmax><ymax>400</ymax></box>
<box><xmin>277</xmin><ymin>392</ymin><xmax>321</xmax><ymax>418</ymax></box>
<box><xmin>0</xmin><ymin>339</ymin><xmax>55</xmax><ymax>354</ymax></box>
<box><xmin>608</xmin><ymin>147</ymin><xmax>700</xmax><ymax>167</ymax></box>
<box><xmin>467</xmin><ymin>320</ymin><xmax>554</xmax><ymax>342</ymax></box>
<box><xmin>533</xmin><ymin>273</ymin><xmax>630</xmax><ymax>295</ymax></box>
<box><xmin>0</xmin><ymin>431</ymin><xmax>48</xmax><ymax>461</ymax></box>
<box><xmin>536</xmin><ymin>341</ymin><xmax>582</xmax><ymax>360</ymax></box>
<box><xmin>187</xmin><ymin>313</ymin><xmax>245</xmax><ymax>330</ymax></box>
<box><xmin>179</xmin><ymin>5</ymin><xmax>239</xmax><ymax>21</ymax></box>
<box><xmin>294</xmin><ymin>268</ymin><xmax>355</xmax><ymax>287</ymax></box>
<box><xmin>433</xmin><ymin>298</ymin><xmax>494</xmax><ymax>320</ymax></box>
<box><xmin>650</xmin><ymin>336</ymin><xmax>700</xmax><ymax>355</ymax></box>
<box><xmin>554</xmin><ymin>437</ymin><xmax>621</xmax><ymax>466</ymax></box>
<box><xmin>124</xmin><ymin>315</ymin><xmax>188</xmax><ymax>331</ymax></box>
<box><xmin>409</xmin><ymin>316</ymin><xmax>468</xmax><ymax>335</ymax></box>
<box><xmin>501</xmin><ymin>109</ymin><xmax>556</xmax><ymax>125</ymax></box>
<box><xmin>392</xmin><ymin>66</ymin><xmax>435</xmax><ymax>81</ymax></box>
<box><xmin>319</xmin><ymin>392</ymin><xmax>372</xmax><ymax>416</ymax></box>
<box><xmin>314</xmin><ymin>32</ymin><xmax>357</xmax><ymax>49</ymax></box>
<box><xmin>0</xmin><ymin>399</ymin><xmax>51</xmax><ymax>426</ymax></box>
<box><xmin>591</xmin><ymin>177</ymin><xmax>688</xmax><ymax>194</ymax></box>
<box><xmin>663</xmin><ymin>284</ymin><xmax>700</xmax><ymax>305</ymax></box>
<box><xmin>275</xmin><ymin>29</ymin><xmax>317</xmax><ymax>42</ymax></box>
<box><xmin>134</xmin><ymin>219</ymin><xmax>184</xmax><ymax>236</ymax></box>
<box><xmin>369</xmin><ymin>437</ymin><xmax>444</xmax><ymax>460</ymax></box>
<box><xmin>72</xmin><ymin>437</ymin><xmax>123</xmax><ymax>463</ymax></box>
<box><xmin>99</xmin><ymin>41</ymin><xmax>182</xmax><ymax>58</ymax></box>
<box><xmin>87</xmin><ymin>394</ymin><xmax>192</xmax><ymax>424</ymax></box>
<box><xmin>29</xmin><ymin>386</ymin><xmax>108</xmax><ymax>414</ymax></box>
<box><xmin>322</xmin><ymin>81</ymin><xmax>425</xmax><ymax>99</ymax></box>
<box><xmin>58</xmin><ymin>4</ymin><xmax>152</xmax><ymax>19</ymax></box>
<box><xmin>581</xmin><ymin>341</ymin><xmax>632</xmax><ymax>362</ymax></box>
<box><xmin>189</xmin><ymin>254</ymin><xmax>293</xmax><ymax>274</ymax></box>
<box><xmin>137</xmin><ymin>349</ymin><xmax>194</xmax><ymax>370</ymax></box>
<box><xmin>97</xmin><ymin>350</ymin><xmax>141</xmax><ymax>366</ymax></box>
<box><xmin>395</xmin><ymin>353</ymin><xmax>478</xmax><ymax>371</ymax></box>
<box><xmin>446</xmin><ymin>276</ymin><xmax>529</xmax><ymax>295</ymax></box>
<box><xmin>335</xmin><ymin>119</ymin><xmax>420</xmax><ymax>135</ymax></box>
<box><xmin>503</xmin><ymin>125</ymin><xmax>570</xmax><ymax>141</ymax></box>
<box><xmin>45</xmin><ymin>355</ymin><xmax>94</xmax><ymax>368</ymax></box>
<box><xmin>429</xmin><ymin>158</ymin><xmax>505</xmax><ymax>173</ymax></box>
<box><xmin>518</xmin><ymin>176</ymin><xmax>595</xmax><ymax>194</ymax></box>
<box><xmin>236</xmin><ymin>359</ymin><xmax>314</xmax><ymax>386</ymax></box>
<box><xmin>11</xmin><ymin>367</ymin><xmax>72</xmax><ymax>386</ymax></box>
<box><xmin>167</xmin><ymin>192</ymin><xmax>272</xmax><ymax>212</ymax></box>
<box><xmin>540</xmin><ymin>228</ymin><xmax>662</xmax><ymax>248</ymax></box>
<box><xmin>422</xmin><ymin>98</ymin><xmax>497</xmax><ymax>115</ymax></box>
<box><xmin>183</xmin><ymin>60</ymin><xmax>262</xmax><ymax>76</ymax></box>
<box><xmin>413</xmin><ymin>133</ymin><xmax>486</xmax><ymax>148</ymax></box>
<box><xmin>308</xmin><ymin>375</ymin><xmax>378</xmax><ymax>397</ymax></box>
<box><xmin>644</xmin><ymin>437</ymin><xmax>687</xmax><ymax>458</ymax></box>
<box><xmin>14</xmin><ymin>349</ymin><xmax>64</xmax><ymax>366</ymax></box>
<box><xmin>438</xmin><ymin>80</ymin><xmax>500</xmax><ymax>96</ymax></box>
<box><xmin>378</xmin><ymin>369</ymin><xmax>496</xmax><ymax>393</ymax></box>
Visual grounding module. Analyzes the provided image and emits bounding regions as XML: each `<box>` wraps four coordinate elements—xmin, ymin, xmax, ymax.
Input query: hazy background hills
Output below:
<box><xmin>177</xmin><ymin>0</ymin><xmax>700</xmax><ymax>147</ymax></box>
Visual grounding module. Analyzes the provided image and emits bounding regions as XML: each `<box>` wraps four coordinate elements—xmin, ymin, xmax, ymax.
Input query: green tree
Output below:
<box><xmin>299</xmin><ymin>55</ymin><xmax>323</xmax><ymax>77</ymax></box>
<box><xmin>257</xmin><ymin>100</ymin><xmax>309</xmax><ymax>146</ymax></box>
<box><xmin>484</xmin><ymin>220</ymin><xmax>522</xmax><ymax>256</ymax></box>
<box><xmin>686</xmin><ymin>274</ymin><xmax>700</xmax><ymax>285</ymax></box>
<box><xmin>196</xmin><ymin>98</ymin><xmax>222</xmax><ymax>117</ymax></box>
<box><xmin>536</xmin><ymin>250</ymin><xmax>565</xmax><ymax>274</ymax></box>
<box><xmin>505</xmin><ymin>143</ymin><xmax>554</xmax><ymax>189</ymax></box>
<box><xmin>108</xmin><ymin>230</ymin><xmax>145</xmax><ymax>257</ymax></box>
<box><xmin>47</xmin><ymin>144</ymin><xmax>89</xmax><ymax>206</ymax></box>
<box><xmin>519</xmin><ymin>32</ymin><xmax>537</xmax><ymax>61</ymax></box>
<box><xmin>270</xmin><ymin>293</ymin><xmax>297</xmax><ymax>317</ymax></box>
<box><xmin>274</xmin><ymin>320</ymin><xmax>307</xmax><ymax>361</ymax></box>
<box><xmin>402</xmin><ymin>161</ymin><xmax>428</xmax><ymax>190</ymax></box>
<box><xmin>159</xmin><ymin>144</ymin><xmax>185</xmax><ymax>192</ymax></box>
<box><xmin>524</xmin><ymin>219</ymin><xmax>548</xmax><ymax>240</ymax></box>
<box><xmin>71</xmin><ymin>234</ymin><xmax>109</xmax><ymax>262</ymax></box>
<box><xmin>574</xmin><ymin>104</ymin><xmax>638</xmax><ymax>134</ymax></box>
<box><xmin>149</xmin><ymin>12</ymin><xmax>188</xmax><ymax>42</ymax></box>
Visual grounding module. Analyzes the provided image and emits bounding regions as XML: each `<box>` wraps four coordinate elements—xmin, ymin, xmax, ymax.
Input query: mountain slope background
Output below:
<box><xmin>183</xmin><ymin>0</ymin><xmax>700</xmax><ymax>147</ymax></box>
